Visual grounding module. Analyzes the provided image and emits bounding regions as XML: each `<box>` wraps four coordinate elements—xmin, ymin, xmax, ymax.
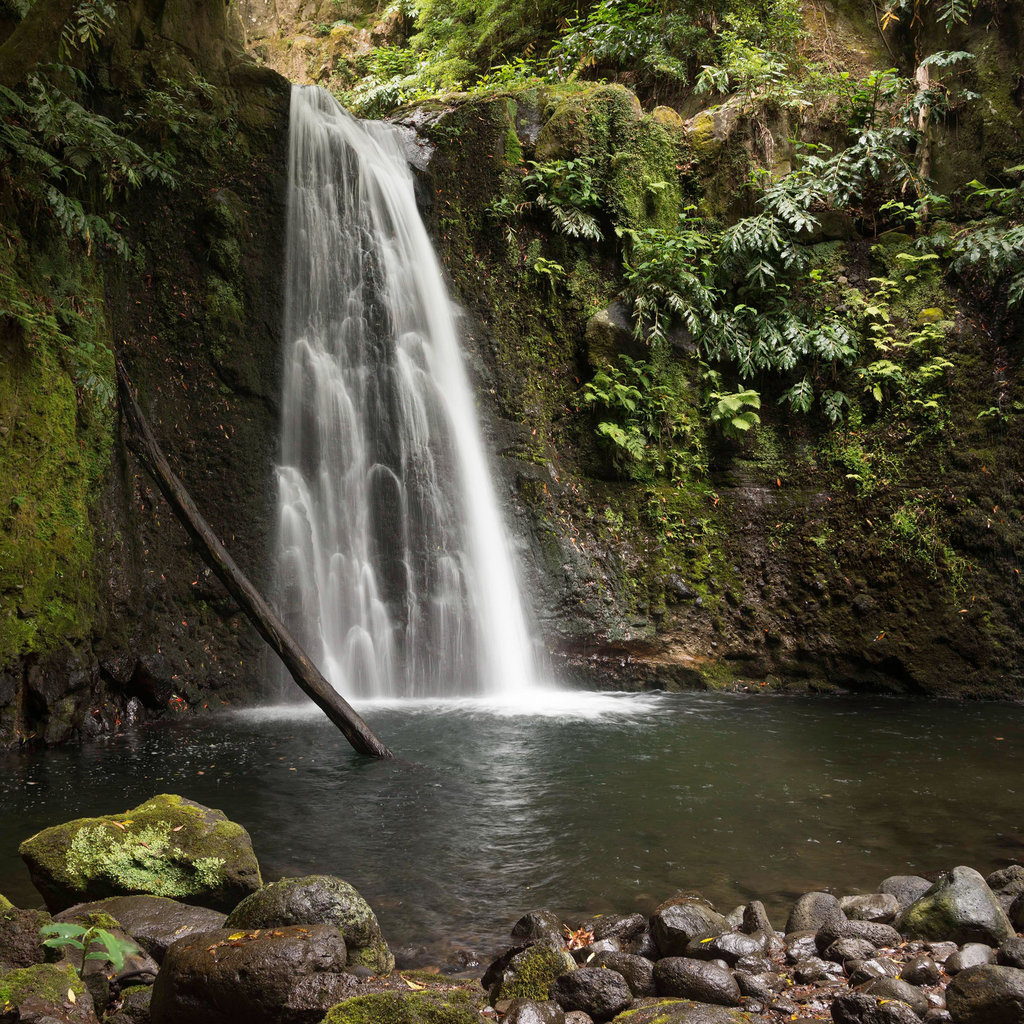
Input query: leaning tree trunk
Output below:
<box><xmin>116</xmin><ymin>359</ymin><xmax>394</xmax><ymax>759</ymax></box>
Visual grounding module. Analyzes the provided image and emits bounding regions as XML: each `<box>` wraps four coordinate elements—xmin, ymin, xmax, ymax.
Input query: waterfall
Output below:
<box><xmin>274</xmin><ymin>85</ymin><xmax>537</xmax><ymax>700</ymax></box>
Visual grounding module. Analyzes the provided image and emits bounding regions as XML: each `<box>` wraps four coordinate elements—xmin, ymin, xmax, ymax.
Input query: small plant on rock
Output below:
<box><xmin>39</xmin><ymin>922</ymin><xmax>139</xmax><ymax>978</ymax></box>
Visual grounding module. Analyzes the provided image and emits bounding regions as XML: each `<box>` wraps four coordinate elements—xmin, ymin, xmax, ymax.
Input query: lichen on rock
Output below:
<box><xmin>19</xmin><ymin>793</ymin><xmax>262</xmax><ymax>912</ymax></box>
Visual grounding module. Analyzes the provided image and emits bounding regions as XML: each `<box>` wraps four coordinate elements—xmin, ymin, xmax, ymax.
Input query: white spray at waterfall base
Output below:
<box><xmin>274</xmin><ymin>85</ymin><xmax>539</xmax><ymax>699</ymax></box>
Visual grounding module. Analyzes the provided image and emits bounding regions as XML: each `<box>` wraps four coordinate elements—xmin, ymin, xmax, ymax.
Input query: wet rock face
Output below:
<box><xmin>150</xmin><ymin>924</ymin><xmax>352</xmax><ymax>1024</ymax></box>
<box><xmin>18</xmin><ymin>794</ymin><xmax>262</xmax><ymax>913</ymax></box>
<box><xmin>224</xmin><ymin>875</ymin><xmax>394</xmax><ymax>974</ymax></box>
<box><xmin>896</xmin><ymin>865</ymin><xmax>1016</xmax><ymax>945</ymax></box>
<box><xmin>54</xmin><ymin>895</ymin><xmax>226</xmax><ymax>963</ymax></box>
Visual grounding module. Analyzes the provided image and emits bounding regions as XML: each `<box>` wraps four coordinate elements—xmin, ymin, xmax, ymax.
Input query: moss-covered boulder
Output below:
<box><xmin>490</xmin><ymin>943</ymin><xmax>576</xmax><ymax>1003</ymax></box>
<box><xmin>896</xmin><ymin>865</ymin><xmax>1015</xmax><ymax>945</ymax></box>
<box><xmin>0</xmin><ymin>962</ymin><xmax>98</xmax><ymax>1023</ymax></box>
<box><xmin>225</xmin><ymin>875</ymin><xmax>394</xmax><ymax>974</ymax></box>
<box><xmin>19</xmin><ymin>794</ymin><xmax>262</xmax><ymax>913</ymax></box>
<box><xmin>319</xmin><ymin>990</ymin><xmax>481</xmax><ymax>1024</ymax></box>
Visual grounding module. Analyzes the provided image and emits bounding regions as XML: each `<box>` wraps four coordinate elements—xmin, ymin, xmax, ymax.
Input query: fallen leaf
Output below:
<box><xmin>68</xmin><ymin>989</ymin><xmax>76</xmax><ymax>1004</ymax></box>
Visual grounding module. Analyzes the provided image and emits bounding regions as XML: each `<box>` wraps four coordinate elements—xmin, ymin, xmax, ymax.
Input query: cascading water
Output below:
<box><xmin>274</xmin><ymin>85</ymin><xmax>538</xmax><ymax>700</ymax></box>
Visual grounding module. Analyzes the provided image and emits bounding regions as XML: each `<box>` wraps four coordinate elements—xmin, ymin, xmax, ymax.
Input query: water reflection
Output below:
<box><xmin>0</xmin><ymin>691</ymin><xmax>1021</xmax><ymax>956</ymax></box>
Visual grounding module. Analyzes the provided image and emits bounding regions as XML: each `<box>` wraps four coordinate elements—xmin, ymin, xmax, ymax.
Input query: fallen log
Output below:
<box><xmin>116</xmin><ymin>358</ymin><xmax>394</xmax><ymax>759</ymax></box>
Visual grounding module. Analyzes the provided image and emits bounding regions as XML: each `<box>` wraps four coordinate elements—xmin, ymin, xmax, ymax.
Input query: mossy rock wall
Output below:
<box><xmin>405</xmin><ymin>80</ymin><xmax>1024</xmax><ymax>698</ymax></box>
<box><xmin>0</xmin><ymin>0</ymin><xmax>292</xmax><ymax>745</ymax></box>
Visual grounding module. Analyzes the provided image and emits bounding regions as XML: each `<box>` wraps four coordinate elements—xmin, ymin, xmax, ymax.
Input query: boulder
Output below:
<box><xmin>19</xmin><ymin>794</ymin><xmax>262</xmax><ymax>913</ymax></box>
<box><xmin>55</xmin><ymin>894</ymin><xmax>226</xmax><ymax>963</ymax></box>
<box><xmin>0</xmin><ymin>903</ymin><xmax>51</xmax><ymax>970</ymax></box>
<box><xmin>652</xmin><ymin>957</ymin><xmax>741</xmax><ymax>1005</ymax></box>
<box><xmin>490</xmin><ymin>943</ymin><xmax>576</xmax><ymax>1003</ymax></box>
<box><xmin>945</xmin><ymin>944</ymin><xmax>996</xmax><ymax>974</ymax></box>
<box><xmin>879</xmin><ymin>876</ymin><xmax>933</xmax><ymax>913</ymax></box>
<box><xmin>319</xmin><ymin>990</ymin><xmax>482</xmax><ymax>1024</ymax></box>
<box><xmin>840</xmin><ymin>894</ymin><xmax>899</xmax><ymax>923</ymax></box>
<box><xmin>901</xmin><ymin>954</ymin><xmax>942</xmax><ymax>985</ymax></box>
<box><xmin>831</xmin><ymin>991</ymin><xmax>922</xmax><ymax>1023</ymax></box>
<box><xmin>587</xmin><ymin>950</ymin><xmax>655</xmax><ymax>996</ymax></box>
<box><xmin>786</xmin><ymin>892</ymin><xmax>845</xmax><ymax>934</ymax></box>
<box><xmin>150</xmin><ymin>924</ymin><xmax>352</xmax><ymax>1024</ymax></box>
<box><xmin>651</xmin><ymin>900</ymin><xmax>729</xmax><ymax>956</ymax></box>
<box><xmin>0</xmin><ymin>962</ymin><xmax>98</xmax><ymax>1024</ymax></box>
<box><xmin>588</xmin><ymin>913</ymin><xmax>646</xmax><ymax>944</ymax></box>
<box><xmin>896</xmin><ymin>866</ymin><xmax>1015</xmax><ymax>946</ymax></box>
<box><xmin>816</xmin><ymin>919</ymin><xmax>902</xmax><ymax>952</ymax></box>
<box><xmin>549</xmin><ymin>966</ymin><xmax>631</xmax><ymax>1020</ymax></box>
<box><xmin>946</xmin><ymin>964</ymin><xmax>1024</xmax><ymax>1024</ymax></box>
<box><xmin>225</xmin><ymin>875</ymin><xmax>393</xmax><ymax>974</ymax></box>
<box><xmin>857</xmin><ymin>976</ymin><xmax>929</xmax><ymax>1016</ymax></box>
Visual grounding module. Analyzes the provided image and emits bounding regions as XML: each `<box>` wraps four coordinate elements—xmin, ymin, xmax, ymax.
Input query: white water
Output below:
<box><xmin>274</xmin><ymin>85</ymin><xmax>538</xmax><ymax>699</ymax></box>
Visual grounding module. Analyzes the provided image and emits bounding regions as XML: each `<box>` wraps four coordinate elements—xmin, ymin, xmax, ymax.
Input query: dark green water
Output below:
<box><xmin>1</xmin><ymin>691</ymin><xmax>1022</xmax><ymax>960</ymax></box>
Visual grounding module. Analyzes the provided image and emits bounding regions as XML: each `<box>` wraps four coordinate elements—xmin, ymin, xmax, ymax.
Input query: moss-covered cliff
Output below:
<box><xmin>0</xmin><ymin>0</ymin><xmax>291</xmax><ymax>744</ymax></box>
<box><xmin>395</xmin><ymin>61</ymin><xmax>1024</xmax><ymax>697</ymax></box>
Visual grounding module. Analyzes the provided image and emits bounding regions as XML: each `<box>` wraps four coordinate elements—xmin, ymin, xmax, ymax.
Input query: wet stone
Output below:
<box><xmin>651</xmin><ymin>901</ymin><xmax>729</xmax><ymax>956</ymax></box>
<box><xmin>831</xmin><ymin>991</ymin><xmax>922</xmax><ymax>1024</ymax></box>
<box><xmin>839</xmin><ymin>894</ymin><xmax>899</xmax><ymax>923</ymax></box>
<box><xmin>824</xmin><ymin>937</ymin><xmax>877</xmax><ymax>965</ymax></box>
<box><xmin>589</xmin><ymin>913</ymin><xmax>646</xmax><ymax>944</ymax></box>
<box><xmin>857</xmin><ymin>976</ymin><xmax>929</xmax><ymax>1016</ymax></box>
<box><xmin>945</xmin><ymin>942</ymin><xmax>997</xmax><ymax>974</ymax></box>
<box><xmin>879</xmin><ymin>876</ymin><xmax>933</xmax><ymax>913</ymax></box>
<box><xmin>786</xmin><ymin>892</ymin><xmax>845</xmax><ymax>934</ymax></box>
<box><xmin>513</xmin><ymin>911</ymin><xmax>566</xmax><ymax>946</ymax></box>
<box><xmin>785</xmin><ymin>931</ymin><xmax>820</xmax><ymax>964</ymax></box>
<box><xmin>927</xmin><ymin>942</ymin><xmax>958</xmax><ymax>963</ymax></box>
<box><xmin>741</xmin><ymin>901</ymin><xmax>774</xmax><ymax>937</ymax></box>
<box><xmin>847</xmin><ymin>957</ymin><xmax>901</xmax><ymax>986</ymax></box>
<box><xmin>946</xmin><ymin>963</ymin><xmax>1024</xmax><ymax>1024</ymax></box>
<box><xmin>549</xmin><ymin>966</ymin><xmax>631</xmax><ymax>1021</ymax></box>
<box><xmin>901</xmin><ymin>954</ymin><xmax>942</xmax><ymax>985</ymax></box>
<box><xmin>999</xmin><ymin>937</ymin><xmax>1024</xmax><ymax>969</ymax></box>
<box><xmin>816</xmin><ymin>919</ymin><xmax>901</xmax><ymax>952</ymax></box>
<box><xmin>587</xmin><ymin>951</ymin><xmax>655</xmax><ymax>997</ymax></box>
<box><xmin>733</xmin><ymin>954</ymin><xmax>772</xmax><ymax>974</ymax></box>
<box><xmin>652</xmin><ymin>957</ymin><xmax>742</xmax><ymax>1005</ymax></box>
<box><xmin>686</xmin><ymin>931</ymin><xmax>764</xmax><ymax>965</ymax></box>
<box><xmin>794</xmin><ymin>957</ymin><xmax>843</xmax><ymax>983</ymax></box>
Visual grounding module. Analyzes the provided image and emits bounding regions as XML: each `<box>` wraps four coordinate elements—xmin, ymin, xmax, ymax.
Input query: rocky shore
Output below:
<box><xmin>3</xmin><ymin>795</ymin><xmax>1024</xmax><ymax>1024</ymax></box>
